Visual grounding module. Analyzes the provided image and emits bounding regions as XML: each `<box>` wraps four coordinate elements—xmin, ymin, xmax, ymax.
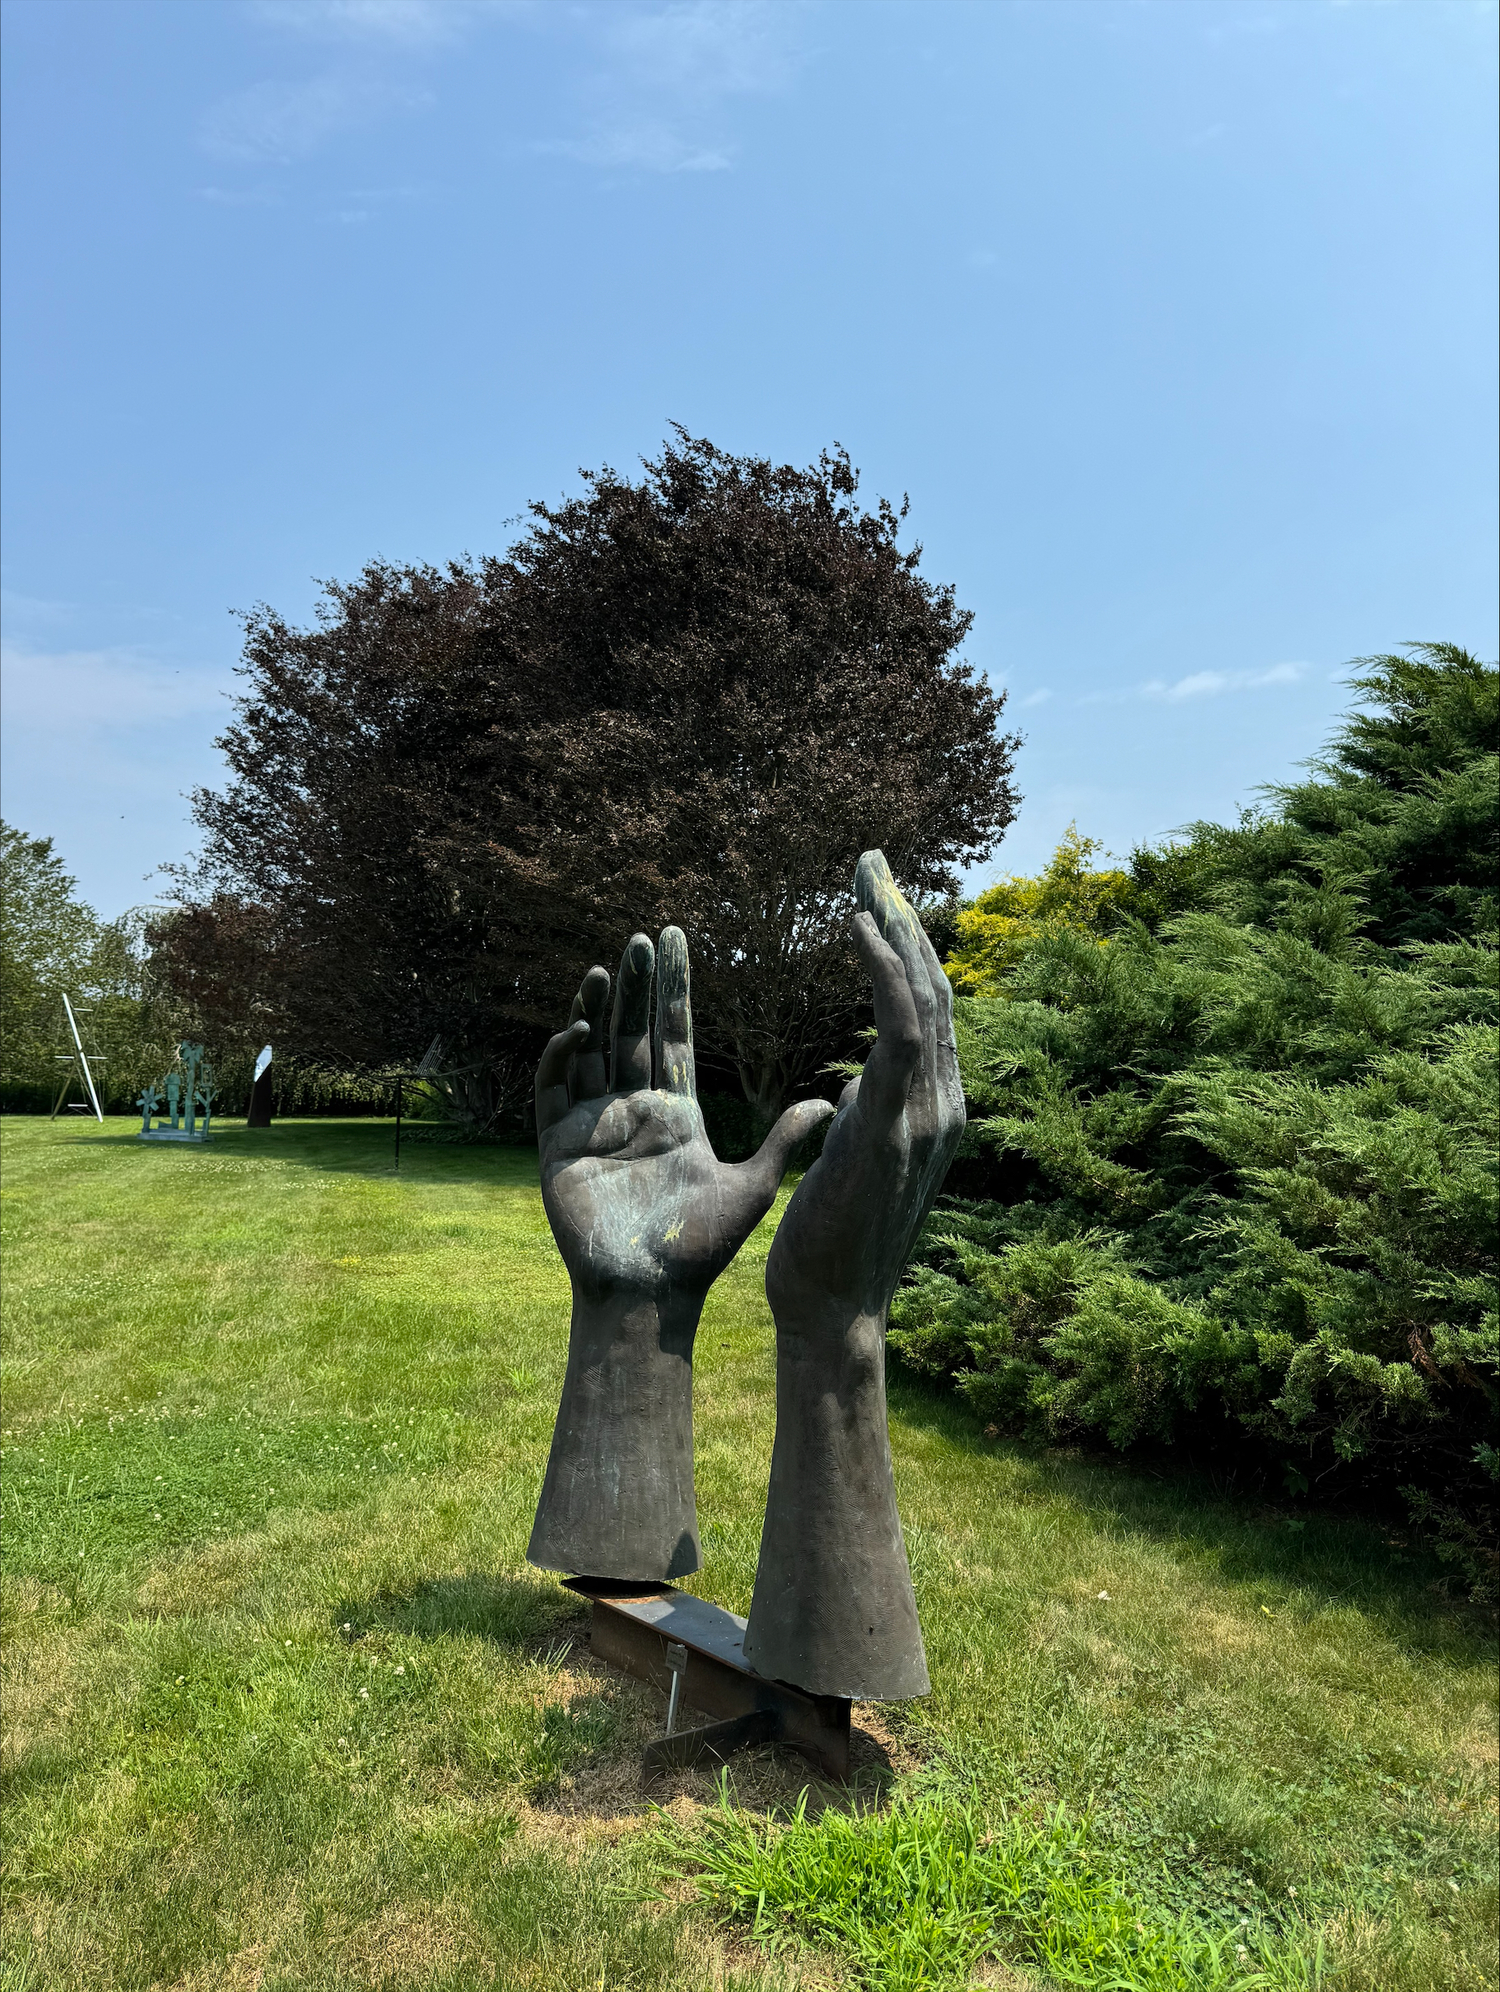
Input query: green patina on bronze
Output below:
<box><xmin>138</xmin><ymin>1041</ymin><xmax>217</xmax><ymax>1144</ymax></box>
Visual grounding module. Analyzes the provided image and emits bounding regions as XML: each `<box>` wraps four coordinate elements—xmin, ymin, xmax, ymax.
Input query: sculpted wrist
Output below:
<box><xmin>527</xmin><ymin>1287</ymin><xmax>705</xmax><ymax>1583</ymax></box>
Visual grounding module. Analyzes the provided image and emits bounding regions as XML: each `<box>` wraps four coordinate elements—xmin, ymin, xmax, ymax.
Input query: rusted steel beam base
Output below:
<box><xmin>644</xmin><ymin>1708</ymin><xmax>778</xmax><ymax>1777</ymax></box>
<box><xmin>565</xmin><ymin>1578</ymin><xmax>852</xmax><ymax>1781</ymax></box>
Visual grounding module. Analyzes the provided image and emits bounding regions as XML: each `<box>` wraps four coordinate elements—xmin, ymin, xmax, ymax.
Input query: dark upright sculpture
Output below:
<box><xmin>246</xmin><ymin>1045</ymin><xmax>273</xmax><ymax>1128</ymax></box>
<box><xmin>743</xmin><ymin>851</ymin><xmax>966</xmax><ymax>1699</ymax></box>
<box><xmin>528</xmin><ymin>927</ymin><xmax>832</xmax><ymax>1583</ymax></box>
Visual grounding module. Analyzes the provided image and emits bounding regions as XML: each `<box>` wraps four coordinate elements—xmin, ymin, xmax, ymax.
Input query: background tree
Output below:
<box><xmin>1</xmin><ymin>822</ymin><xmax>182</xmax><ymax>1108</ymax></box>
<box><xmin>178</xmin><ymin>432</ymin><xmax>1020</xmax><ymax>1123</ymax></box>
<box><xmin>1</xmin><ymin>823</ymin><xmax>100</xmax><ymax>1084</ymax></box>
<box><xmin>943</xmin><ymin>825</ymin><xmax>1134</xmax><ymax>996</ymax></box>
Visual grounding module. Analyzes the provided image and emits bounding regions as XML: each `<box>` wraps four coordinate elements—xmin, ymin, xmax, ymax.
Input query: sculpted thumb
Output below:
<box><xmin>733</xmin><ymin>1097</ymin><xmax>837</xmax><ymax>1214</ymax></box>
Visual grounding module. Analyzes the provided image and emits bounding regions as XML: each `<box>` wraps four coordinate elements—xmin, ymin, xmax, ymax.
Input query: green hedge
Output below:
<box><xmin>896</xmin><ymin>646</ymin><xmax>1498</xmax><ymax>1600</ymax></box>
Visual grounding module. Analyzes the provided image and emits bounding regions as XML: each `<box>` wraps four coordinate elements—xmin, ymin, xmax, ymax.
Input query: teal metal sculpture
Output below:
<box><xmin>139</xmin><ymin>1042</ymin><xmax>216</xmax><ymax>1143</ymax></box>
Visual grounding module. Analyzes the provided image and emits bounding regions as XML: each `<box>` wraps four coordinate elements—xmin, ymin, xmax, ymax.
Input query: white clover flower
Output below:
<box><xmin>359</xmin><ymin>1687</ymin><xmax>369</xmax><ymax>1699</ymax></box>
<box><xmin>394</xmin><ymin>1665</ymin><xmax>405</xmax><ymax>1677</ymax></box>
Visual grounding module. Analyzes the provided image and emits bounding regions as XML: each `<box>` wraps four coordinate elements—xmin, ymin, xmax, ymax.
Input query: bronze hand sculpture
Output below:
<box><xmin>528</xmin><ymin>926</ymin><xmax>833</xmax><ymax>1582</ymax></box>
<box><xmin>743</xmin><ymin>851</ymin><xmax>966</xmax><ymax>1698</ymax></box>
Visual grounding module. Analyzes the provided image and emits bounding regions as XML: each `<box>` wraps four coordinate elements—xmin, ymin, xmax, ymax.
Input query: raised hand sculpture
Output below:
<box><xmin>743</xmin><ymin>852</ymin><xmax>966</xmax><ymax>1699</ymax></box>
<box><xmin>528</xmin><ymin>926</ymin><xmax>833</xmax><ymax>1583</ymax></box>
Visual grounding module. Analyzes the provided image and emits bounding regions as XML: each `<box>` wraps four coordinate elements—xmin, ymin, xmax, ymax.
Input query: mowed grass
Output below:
<box><xmin>1</xmin><ymin>1117</ymin><xmax>1495</xmax><ymax>1992</ymax></box>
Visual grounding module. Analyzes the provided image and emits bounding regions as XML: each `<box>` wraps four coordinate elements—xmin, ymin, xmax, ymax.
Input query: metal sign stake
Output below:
<box><xmin>389</xmin><ymin>1037</ymin><xmax>442</xmax><ymax>1173</ymax></box>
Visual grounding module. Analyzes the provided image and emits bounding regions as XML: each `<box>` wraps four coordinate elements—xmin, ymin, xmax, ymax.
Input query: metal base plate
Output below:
<box><xmin>566</xmin><ymin>1578</ymin><xmax>851</xmax><ymax>1780</ymax></box>
<box><xmin>644</xmin><ymin>1708</ymin><xmax>777</xmax><ymax>1776</ymax></box>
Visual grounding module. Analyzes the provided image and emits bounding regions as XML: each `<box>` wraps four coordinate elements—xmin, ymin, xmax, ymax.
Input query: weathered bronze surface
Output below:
<box><xmin>527</xmin><ymin>929</ymin><xmax>832</xmax><ymax>1583</ymax></box>
<box><xmin>742</xmin><ymin>852</ymin><xmax>966</xmax><ymax>1699</ymax></box>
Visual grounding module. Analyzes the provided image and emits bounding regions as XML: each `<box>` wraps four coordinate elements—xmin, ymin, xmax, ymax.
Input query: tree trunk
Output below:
<box><xmin>738</xmin><ymin>1058</ymin><xmax>787</xmax><ymax>1128</ymax></box>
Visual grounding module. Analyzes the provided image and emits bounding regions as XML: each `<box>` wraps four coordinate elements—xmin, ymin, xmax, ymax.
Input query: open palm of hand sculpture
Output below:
<box><xmin>528</xmin><ymin>926</ymin><xmax>833</xmax><ymax>1582</ymax></box>
<box><xmin>743</xmin><ymin>851</ymin><xmax>967</xmax><ymax>1697</ymax></box>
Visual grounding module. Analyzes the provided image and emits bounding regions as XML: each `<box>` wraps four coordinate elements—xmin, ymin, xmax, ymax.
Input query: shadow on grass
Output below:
<box><xmin>0</xmin><ymin>1738</ymin><xmax>78</xmax><ymax>1806</ymax></box>
<box><xmin>888</xmin><ymin>1367</ymin><xmax>1494</xmax><ymax>1664</ymax></box>
<box><xmin>336</xmin><ymin>1571</ymin><xmax>903</xmax><ymax>1812</ymax></box>
<box><xmin>334</xmin><ymin>1569</ymin><xmax>587</xmax><ymax>1651</ymax></box>
<box><xmin>61</xmin><ymin>1117</ymin><xmax>541</xmax><ymax>1188</ymax></box>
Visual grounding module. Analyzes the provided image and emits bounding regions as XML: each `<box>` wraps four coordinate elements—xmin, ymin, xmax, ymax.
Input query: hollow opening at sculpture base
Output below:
<box><xmin>565</xmin><ymin>1575</ymin><xmax>673</xmax><ymax>1600</ymax></box>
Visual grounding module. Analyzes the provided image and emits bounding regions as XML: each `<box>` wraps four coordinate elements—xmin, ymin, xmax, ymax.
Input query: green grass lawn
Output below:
<box><xmin>2</xmin><ymin>1118</ymin><xmax>1495</xmax><ymax>1992</ymax></box>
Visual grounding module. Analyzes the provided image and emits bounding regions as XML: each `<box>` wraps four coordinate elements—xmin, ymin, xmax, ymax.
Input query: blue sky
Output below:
<box><xmin>2</xmin><ymin>0</ymin><xmax>1495</xmax><ymax>922</ymax></box>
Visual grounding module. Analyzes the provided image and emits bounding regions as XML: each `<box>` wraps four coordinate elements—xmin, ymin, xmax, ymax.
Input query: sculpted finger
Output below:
<box><xmin>908</xmin><ymin>901</ymin><xmax>960</xmax><ymax>1055</ymax></box>
<box><xmin>564</xmin><ymin>991</ymin><xmax>584</xmax><ymax>1101</ymax></box>
<box><xmin>914</xmin><ymin>918</ymin><xmax>965</xmax><ymax>1139</ymax></box>
<box><xmin>855</xmin><ymin>849</ymin><xmax>936</xmax><ymax>1048</ymax></box>
<box><xmin>536</xmin><ymin>1020</ymin><xmax>590</xmax><ymax>1135</ymax></box>
<box><xmin>725</xmin><ymin>1097</ymin><xmax>837</xmax><ymax>1235</ymax></box>
<box><xmin>573</xmin><ymin>964</ymin><xmax>611</xmax><ymax>1101</ymax></box>
<box><xmin>653</xmin><ymin>926</ymin><xmax>696</xmax><ymax>1096</ymax></box>
<box><xmin>852</xmin><ymin>911</ymin><xmax>921</xmax><ymax>1128</ymax></box>
<box><xmin>610</xmin><ymin>933</ymin><xmax>655</xmax><ymax>1093</ymax></box>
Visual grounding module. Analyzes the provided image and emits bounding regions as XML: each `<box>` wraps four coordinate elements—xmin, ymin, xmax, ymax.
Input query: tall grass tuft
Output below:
<box><xmin>657</xmin><ymin>1779</ymin><xmax>1325</xmax><ymax>1992</ymax></box>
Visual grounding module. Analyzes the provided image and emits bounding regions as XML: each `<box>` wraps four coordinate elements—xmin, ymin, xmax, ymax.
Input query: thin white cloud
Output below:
<box><xmin>223</xmin><ymin>1</ymin><xmax>801</xmax><ymax>178</ymax></box>
<box><xmin>1144</xmin><ymin>661</ymin><xmax>1302</xmax><ymax>702</ymax></box>
<box><xmin>251</xmin><ymin>0</ymin><xmax>524</xmax><ymax>46</ymax></box>
<box><xmin>543</xmin><ymin>123</ymin><xmax>731</xmax><ymax>173</ymax></box>
<box><xmin>1</xmin><ymin>648</ymin><xmax>231</xmax><ymax>912</ymax></box>
<box><xmin>1</xmin><ymin>644</ymin><xmax>230</xmax><ymax>731</ymax></box>
<box><xmin>605</xmin><ymin>0</ymin><xmax>797</xmax><ymax>94</ymax></box>
<box><xmin>0</xmin><ymin>589</ymin><xmax>81</xmax><ymax>629</ymax></box>
<box><xmin>196</xmin><ymin>183</ymin><xmax>286</xmax><ymax>206</ymax></box>
<box><xmin>1078</xmin><ymin>662</ymin><xmax>1305</xmax><ymax>708</ymax></box>
<box><xmin>1018</xmin><ymin>688</ymin><xmax>1052</xmax><ymax>708</ymax></box>
<box><xmin>546</xmin><ymin>0</ymin><xmax>807</xmax><ymax>176</ymax></box>
<box><xmin>199</xmin><ymin>74</ymin><xmax>429</xmax><ymax>164</ymax></box>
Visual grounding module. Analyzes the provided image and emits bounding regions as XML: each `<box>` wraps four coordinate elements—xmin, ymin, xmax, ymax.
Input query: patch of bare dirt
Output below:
<box><xmin>331</xmin><ymin>1899</ymin><xmax>488</xmax><ymax>1988</ymax></box>
<box><xmin>521</xmin><ymin>1628</ymin><xmax>924</xmax><ymax>1845</ymax></box>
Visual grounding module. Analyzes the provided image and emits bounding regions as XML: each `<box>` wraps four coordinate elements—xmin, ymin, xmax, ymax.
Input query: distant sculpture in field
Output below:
<box><xmin>246</xmin><ymin>1045</ymin><xmax>273</xmax><ymax>1127</ymax></box>
<box><xmin>139</xmin><ymin>1042</ymin><xmax>218</xmax><ymax>1144</ymax></box>
<box><xmin>527</xmin><ymin>927</ymin><xmax>832</xmax><ymax>1582</ymax></box>
<box><xmin>742</xmin><ymin>852</ymin><xmax>965</xmax><ymax>1698</ymax></box>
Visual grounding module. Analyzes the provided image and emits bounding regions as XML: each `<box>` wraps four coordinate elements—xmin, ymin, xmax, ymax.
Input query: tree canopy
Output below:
<box><xmin>943</xmin><ymin>826</ymin><xmax>1134</xmax><ymax>996</ymax></box>
<box><xmin>894</xmin><ymin>645</ymin><xmax>1499</xmax><ymax>1599</ymax></box>
<box><xmin>0</xmin><ymin>822</ymin><xmax>176</xmax><ymax>1108</ymax></box>
<box><xmin>174</xmin><ymin>432</ymin><xmax>1019</xmax><ymax>1120</ymax></box>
